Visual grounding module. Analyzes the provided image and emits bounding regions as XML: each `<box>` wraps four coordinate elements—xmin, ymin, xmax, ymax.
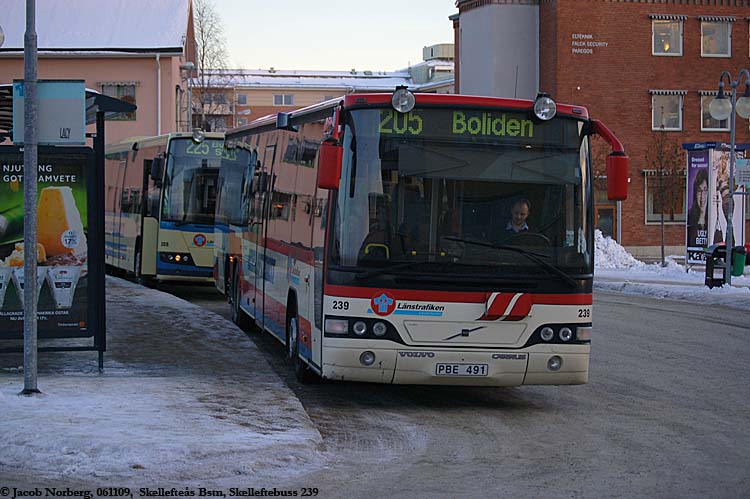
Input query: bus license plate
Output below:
<box><xmin>435</xmin><ymin>363</ymin><xmax>488</xmax><ymax>376</ymax></box>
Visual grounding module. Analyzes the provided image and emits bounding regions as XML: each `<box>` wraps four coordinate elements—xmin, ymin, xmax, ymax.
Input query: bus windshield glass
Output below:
<box><xmin>216</xmin><ymin>147</ymin><xmax>253</xmax><ymax>226</ymax></box>
<box><xmin>331</xmin><ymin>107</ymin><xmax>592</xmax><ymax>284</ymax></box>
<box><xmin>162</xmin><ymin>137</ymin><xmax>223</xmax><ymax>225</ymax></box>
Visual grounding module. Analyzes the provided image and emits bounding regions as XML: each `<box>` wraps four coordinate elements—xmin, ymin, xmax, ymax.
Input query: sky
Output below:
<box><xmin>217</xmin><ymin>0</ymin><xmax>457</xmax><ymax>72</ymax></box>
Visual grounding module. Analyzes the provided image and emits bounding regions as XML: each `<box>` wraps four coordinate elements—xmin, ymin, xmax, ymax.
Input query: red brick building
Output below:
<box><xmin>453</xmin><ymin>0</ymin><xmax>750</xmax><ymax>258</ymax></box>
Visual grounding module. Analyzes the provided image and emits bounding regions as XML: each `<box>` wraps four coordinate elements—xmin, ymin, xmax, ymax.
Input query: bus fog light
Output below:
<box><xmin>540</xmin><ymin>327</ymin><xmax>554</xmax><ymax>341</ymax></box>
<box><xmin>391</xmin><ymin>87</ymin><xmax>415</xmax><ymax>113</ymax></box>
<box><xmin>353</xmin><ymin>321</ymin><xmax>367</xmax><ymax>336</ymax></box>
<box><xmin>325</xmin><ymin>318</ymin><xmax>348</xmax><ymax>335</ymax></box>
<box><xmin>372</xmin><ymin>321</ymin><xmax>387</xmax><ymax>337</ymax></box>
<box><xmin>577</xmin><ymin>326</ymin><xmax>592</xmax><ymax>341</ymax></box>
<box><xmin>559</xmin><ymin>327</ymin><xmax>573</xmax><ymax>342</ymax></box>
<box><xmin>534</xmin><ymin>93</ymin><xmax>557</xmax><ymax>120</ymax></box>
<box><xmin>547</xmin><ymin>356</ymin><xmax>562</xmax><ymax>371</ymax></box>
<box><xmin>359</xmin><ymin>351</ymin><xmax>376</xmax><ymax>366</ymax></box>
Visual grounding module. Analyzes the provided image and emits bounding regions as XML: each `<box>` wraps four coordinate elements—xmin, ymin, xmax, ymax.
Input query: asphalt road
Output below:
<box><xmin>162</xmin><ymin>283</ymin><xmax>750</xmax><ymax>498</ymax></box>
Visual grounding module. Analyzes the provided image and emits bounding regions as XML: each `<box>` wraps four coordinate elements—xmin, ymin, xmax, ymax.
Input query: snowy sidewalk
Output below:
<box><xmin>594</xmin><ymin>231</ymin><xmax>750</xmax><ymax>310</ymax></box>
<box><xmin>0</xmin><ymin>277</ymin><xmax>322</xmax><ymax>486</ymax></box>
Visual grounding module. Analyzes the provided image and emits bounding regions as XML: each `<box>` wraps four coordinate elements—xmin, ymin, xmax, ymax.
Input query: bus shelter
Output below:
<box><xmin>0</xmin><ymin>84</ymin><xmax>136</xmax><ymax>368</ymax></box>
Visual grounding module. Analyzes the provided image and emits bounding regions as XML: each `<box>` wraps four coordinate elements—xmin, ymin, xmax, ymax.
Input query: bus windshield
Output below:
<box><xmin>215</xmin><ymin>147</ymin><xmax>253</xmax><ymax>226</ymax></box>
<box><xmin>162</xmin><ymin>137</ymin><xmax>223</xmax><ymax>225</ymax></box>
<box><xmin>331</xmin><ymin>107</ymin><xmax>592</xmax><ymax>285</ymax></box>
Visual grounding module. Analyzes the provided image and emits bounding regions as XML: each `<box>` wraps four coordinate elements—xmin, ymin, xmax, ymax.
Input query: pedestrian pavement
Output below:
<box><xmin>0</xmin><ymin>276</ymin><xmax>323</xmax><ymax>486</ymax></box>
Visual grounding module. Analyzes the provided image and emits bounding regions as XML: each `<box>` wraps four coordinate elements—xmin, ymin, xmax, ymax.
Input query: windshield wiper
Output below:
<box><xmin>443</xmin><ymin>236</ymin><xmax>579</xmax><ymax>288</ymax></box>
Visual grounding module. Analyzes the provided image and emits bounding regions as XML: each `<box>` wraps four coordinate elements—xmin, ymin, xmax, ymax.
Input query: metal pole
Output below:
<box><xmin>187</xmin><ymin>74</ymin><xmax>192</xmax><ymax>131</ymax></box>
<box><xmin>22</xmin><ymin>0</ymin><xmax>40</xmax><ymax>395</ymax></box>
<box><xmin>725</xmin><ymin>84</ymin><xmax>737</xmax><ymax>286</ymax></box>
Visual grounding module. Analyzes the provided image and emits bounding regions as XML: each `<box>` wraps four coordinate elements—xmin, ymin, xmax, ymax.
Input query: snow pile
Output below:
<box><xmin>594</xmin><ymin>230</ymin><xmax>645</xmax><ymax>270</ymax></box>
<box><xmin>594</xmin><ymin>230</ymin><xmax>750</xmax><ymax>309</ymax></box>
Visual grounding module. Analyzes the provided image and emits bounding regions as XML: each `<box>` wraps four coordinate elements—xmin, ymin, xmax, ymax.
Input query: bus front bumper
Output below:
<box><xmin>320</xmin><ymin>345</ymin><xmax>589</xmax><ymax>386</ymax></box>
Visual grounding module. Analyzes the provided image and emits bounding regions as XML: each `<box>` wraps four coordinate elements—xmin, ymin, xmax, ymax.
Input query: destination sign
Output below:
<box><xmin>377</xmin><ymin>108</ymin><xmax>579</xmax><ymax>147</ymax></box>
<box><xmin>171</xmin><ymin>138</ymin><xmax>224</xmax><ymax>158</ymax></box>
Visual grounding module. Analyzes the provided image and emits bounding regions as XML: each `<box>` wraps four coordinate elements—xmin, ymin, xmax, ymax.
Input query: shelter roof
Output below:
<box><xmin>0</xmin><ymin>84</ymin><xmax>137</xmax><ymax>142</ymax></box>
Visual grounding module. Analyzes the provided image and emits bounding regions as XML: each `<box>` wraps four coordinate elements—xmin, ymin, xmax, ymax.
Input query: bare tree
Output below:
<box><xmin>192</xmin><ymin>0</ymin><xmax>229</xmax><ymax>131</ymax></box>
<box><xmin>645</xmin><ymin>128</ymin><xmax>684</xmax><ymax>266</ymax></box>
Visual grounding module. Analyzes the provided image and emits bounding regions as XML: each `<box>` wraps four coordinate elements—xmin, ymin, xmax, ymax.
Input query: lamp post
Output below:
<box><xmin>709</xmin><ymin>69</ymin><xmax>750</xmax><ymax>286</ymax></box>
<box><xmin>180</xmin><ymin>62</ymin><xmax>195</xmax><ymax>132</ymax></box>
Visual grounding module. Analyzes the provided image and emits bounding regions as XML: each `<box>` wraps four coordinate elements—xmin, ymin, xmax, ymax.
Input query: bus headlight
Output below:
<box><xmin>540</xmin><ymin>327</ymin><xmax>554</xmax><ymax>341</ymax></box>
<box><xmin>372</xmin><ymin>322</ymin><xmax>387</xmax><ymax>337</ymax></box>
<box><xmin>576</xmin><ymin>326</ymin><xmax>592</xmax><ymax>341</ymax></box>
<box><xmin>352</xmin><ymin>321</ymin><xmax>367</xmax><ymax>336</ymax></box>
<box><xmin>391</xmin><ymin>86</ymin><xmax>415</xmax><ymax>113</ymax></box>
<box><xmin>559</xmin><ymin>327</ymin><xmax>574</xmax><ymax>342</ymax></box>
<box><xmin>324</xmin><ymin>318</ymin><xmax>348</xmax><ymax>335</ymax></box>
<box><xmin>533</xmin><ymin>93</ymin><xmax>556</xmax><ymax>121</ymax></box>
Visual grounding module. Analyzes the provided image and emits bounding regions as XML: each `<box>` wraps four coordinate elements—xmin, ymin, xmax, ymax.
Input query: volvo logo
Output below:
<box><xmin>398</xmin><ymin>351</ymin><xmax>435</xmax><ymax>358</ymax></box>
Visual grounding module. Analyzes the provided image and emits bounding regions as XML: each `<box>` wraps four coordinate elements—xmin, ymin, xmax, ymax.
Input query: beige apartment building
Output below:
<box><xmin>0</xmin><ymin>0</ymin><xmax>196</xmax><ymax>145</ymax></box>
<box><xmin>192</xmin><ymin>44</ymin><xmax>455</xmax><ymax>131</ymax></box>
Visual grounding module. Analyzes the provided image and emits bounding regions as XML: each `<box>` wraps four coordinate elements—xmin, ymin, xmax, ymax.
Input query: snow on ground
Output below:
<box><xmin>0</xmin><ymin>277</ymin><xmax>323</xmax><ymax>486</ymax></box>
<box><xmin>594</xmin><ymin>230</ymin><xmax>750</xmax><ymax>309</ymax></box>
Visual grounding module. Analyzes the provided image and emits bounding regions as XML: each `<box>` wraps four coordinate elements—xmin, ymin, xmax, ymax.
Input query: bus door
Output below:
<box><xmin>140</xmin><ymin>155</ymin><xmax>163</xmax><ymax>276</ymax></box>
<box><xmin>107</xmin><ymin>156</ymin><xmax>127</xmax><ymax>268</ymax></box>
<box><xmin>252</xmin><ymin>143</ymin><xmax>277</xmax><ymax>331</ymax></box>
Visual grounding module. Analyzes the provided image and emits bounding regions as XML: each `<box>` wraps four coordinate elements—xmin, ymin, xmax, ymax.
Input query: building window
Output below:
<box><xmin>644</xmin><ymin>172</ymin><xmax>686</xmax><ymax>224</ymax></box>
<box><xmin>270</xmin><ymin>192</ymin><xmax>291</xmax><ymax>220</ymax></box>
<box><xmin>651</xmin><ymin>94</ymin><xmax>683</xmax><ymax>131</ymax></box>
<box><xmin>102</xmin><ymin>83</ymin><xmax>136</xmax><ymax>121</ymax></box>
<box><xmin>237</xmin><ymin>94</ymin><xmax>247</xmax><ymax>105</ymax></box>
<box><xmin>652</xmin><ymin>20</ymin><xmax>682</xmax><ymax>56</ymax></box>
<box><xmin>237</xmin><ymin>117</ymin><xmax>248</xmax><ymax>126</ymax></box>
<box><xmin>701</xmin><ymin>21</ymin><xmax>731</xmax><ymax>57</ymax></box>
<box><xmin>205</xmin><ymin>93</ymin><xmax>227</xmax><ymax>104</ymax></box>
<box><xmin>700</xmin><ymin>94</ymin><xmax>729</xmax><ymax>131</ymax></box>
<box><xmin>273</xmin><ymin>94</ymin><xmax>294</xmax><ymax>106</ymax></box>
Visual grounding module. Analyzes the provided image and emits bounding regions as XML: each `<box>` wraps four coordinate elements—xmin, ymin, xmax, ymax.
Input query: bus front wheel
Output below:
<box><xmin>286</xmin><ymin>308</ymin><xmax>315</xmax><ymax>383</ymax></box>
<box><xmin>231</xmin><ymin>269</ymin><xmax>250</xmax><ymax>330</ymax></box>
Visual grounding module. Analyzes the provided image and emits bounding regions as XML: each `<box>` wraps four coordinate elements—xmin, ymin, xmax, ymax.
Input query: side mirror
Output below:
<box><xmin>591</xmin><ymin>119</ymin><xmax>629</xmax><ymax>201</ymax></box>
<box><xmin>150</xmin><ymin>156</ymin><xmax>164</xmax><ymax>183</ymax></box>
<box><xmin>317</xmin><ymin>141</ymin><xmax>342</xmax><ymax>190</ymax></box>
<box><xmin>606</xmin><ymin>154</ymin><xmax>628</xmax><ymax>201</ymax></box>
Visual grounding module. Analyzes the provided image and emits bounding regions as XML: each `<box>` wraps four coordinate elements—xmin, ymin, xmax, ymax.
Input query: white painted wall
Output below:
<box><xmin>459</xmin><ymin>4</ymin><xmax>539</xmax><ymax>100</ymax></box>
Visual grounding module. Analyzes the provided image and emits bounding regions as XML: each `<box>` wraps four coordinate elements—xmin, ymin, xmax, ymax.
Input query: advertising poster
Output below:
<box><xmin>708</xmin><ymin>148</ymin><xmax>745</xmax><ymax>249</ymax></box>
<box><xmin>0</xmin><ymin>149</ymin><xmax>91</xmax><ymax>338</ymax></box>
<box><xmin>686</xmin><ymin>151</ymin><xmax>710</xmax><ymax>263</ymax></box>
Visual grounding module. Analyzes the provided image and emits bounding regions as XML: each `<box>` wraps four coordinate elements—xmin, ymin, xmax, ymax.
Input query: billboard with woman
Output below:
<box><xmin>686</xmin><ymin>151</ymin><xmax>709</xmax><ymax>263</ymax></box>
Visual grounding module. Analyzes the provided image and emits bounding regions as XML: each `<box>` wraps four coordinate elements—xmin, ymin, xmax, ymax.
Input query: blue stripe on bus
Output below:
<box><xmin>160</xmin><ymin>221</ymin><xmax>215</xmax><ymax>232</ymax></box>
<box><xmin>157</xmin><ymin>260</ymin><xmax>212</xmax><ymax>277</ymax></box>
<box><xmin>367</xmin><ymin>308</ymin><xmax>444</xmax><ymax>317</ymax></box>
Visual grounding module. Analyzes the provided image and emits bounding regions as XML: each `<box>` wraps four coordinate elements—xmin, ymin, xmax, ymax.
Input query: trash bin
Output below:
<box><xmin>731</xmin><ymin>245</ymin><xmax>746</xmax><ymax>277</ymax></box>
<box><xmin>705</xmin><ymin>244</ymin><xmax>726</xmax><ymax>288</ymax></box>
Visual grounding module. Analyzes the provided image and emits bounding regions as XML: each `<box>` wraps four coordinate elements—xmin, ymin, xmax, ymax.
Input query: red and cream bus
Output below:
<box><xmin>222</xmin><ymin>89</ymin><xmax>628</xmax><ymax>385</ymax></box>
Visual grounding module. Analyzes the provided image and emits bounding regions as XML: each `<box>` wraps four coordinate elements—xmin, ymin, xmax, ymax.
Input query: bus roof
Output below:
<box><xmin>225</xmin><ymin>92</ymin><xmax>591</xmax><ymax>142</ymax></box>
<box><xmin>105</xmin><ymin>131</ymin><xmax>225</xmax><ymax>153</ymax></box>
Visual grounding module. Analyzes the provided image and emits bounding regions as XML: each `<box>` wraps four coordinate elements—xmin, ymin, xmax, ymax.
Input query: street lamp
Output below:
<box><xmin>180</xmin><ymin>62</ymin><xmax>195</xmax><ymax>132</ymax></box>
<box><xmin>709</xmin><ymin>69</ymin><xmax>750</xmax><ymax>285</ymax></box>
